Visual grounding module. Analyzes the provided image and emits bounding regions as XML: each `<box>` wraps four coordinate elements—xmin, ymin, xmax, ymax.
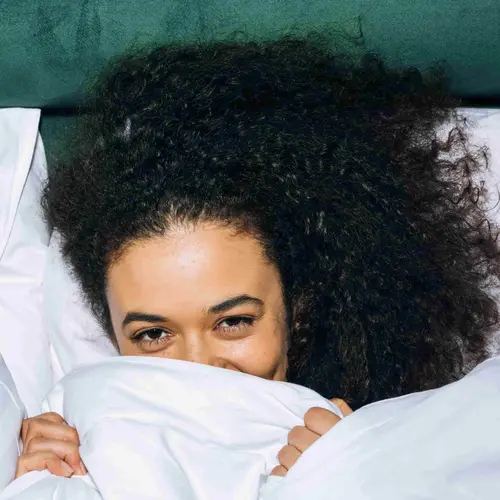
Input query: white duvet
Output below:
<box><xmin>1</xmin><ymin>355</ymin><xmax>500</xmax><ymax>500</ymax></box>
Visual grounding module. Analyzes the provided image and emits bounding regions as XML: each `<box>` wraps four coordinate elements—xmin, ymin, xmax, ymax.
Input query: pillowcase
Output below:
<box><xmin>0</xmin><ymin>355</ymin><xmax>26</xmax><ymax>491</ymax></box>
<box><xmin>44</xmin><ymin>233</ymin><xmax>117</xmax><ymax>385</ymax></box>
<box><xmin>0</xmin><ymin>108</ymin><xmax>52</xmax><ymax>416</ymax></box>
<box><xmin>459</xmin><ymin>108</ymin><xmax>500</xmax><ymax>211</ymax></box>
<box><xmin>458</xmin><ymin>108</ymin><xmax>500</xmax><ymax>352</ymax></box>
<box><xmin>42</xmin><ymin>108</ymin><xmax>500</xmax><ymax>379</ymax></box>
<box><xmin>0</xmin><ymin>354</ymin><xmax>25</xmax><ymax>491</ymax></box>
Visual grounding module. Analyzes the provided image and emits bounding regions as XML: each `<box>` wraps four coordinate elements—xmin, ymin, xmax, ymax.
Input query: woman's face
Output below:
<box><xmin>106</xmin><ymin>222</ymin><xmax>288</xmax><ymax>381</ymax></box>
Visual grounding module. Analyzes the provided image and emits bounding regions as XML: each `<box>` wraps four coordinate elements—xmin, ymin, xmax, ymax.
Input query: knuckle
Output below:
<box><xmin>18</xmin><ymin>451</ymin><xmax>56</xmax><ymax>471</ymax></box>
<box><xmin>288</xmin><ymin>425</ymin><xmax>305</xmax><ymax>443</ymax></box>
<box><xmin>65</xmin><ymin>446</ymin><xmax>81</xmax><ymax>463</ymax></box>
<box><xmin>43</xmin><ymin>412</ymin><xmax>64</xmax><ymax>422</ymax></box>
<box><xmin>27</xmin><ymin>418</ymin><xmax>43</xmax><ymax>434</ymax></box>
<box><xmin>25</xmin><ymin>436</ymin><xmax>44</xmax><ymax>453</ymax></box>
<box><xmin>303</xmin><ymin>407</ymin><xmax>322</xmax><ymax>426</ymax></box>
<box><xmin>277</xmin><ymin>444</ymin><xmax>301</xmax><ymax>469</ymax></box>
<box><xmin>271</xmin><ymin>465</ymin><xmax>287</xmax><ymax>477</ymax></box>
<box><xmin>67</xmin><ymin>427</ymin><xmax>79</xmax><ymax>443</ymax></box>
<box><xmin>21</xmin><ymin>419</ymin><xmax>31</xmax><ymax>433</ymax></box>
<box><xmin>279</xmin><ymin>444</ymin><xmax>296</xmax><ymax>461</ymax></box>
<box><xmin>277</xmin><ymin>444</ymin><xmax>291</xmax><ymax>463</ymax></box>
<box><xmin>23</xmin><ymin>419</ymin><xmax>47</xmax><ymax>444</ymax></box>
<box><xmin>20</xmin><ymin>419</ymin><xmax>31</xmax><ymax>443</ymax></box>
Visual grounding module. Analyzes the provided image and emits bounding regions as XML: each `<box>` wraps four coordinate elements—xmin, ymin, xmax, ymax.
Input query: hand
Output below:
<box><xmin>15</xmin><ymin>412</ymin><xmax>86</xmax><ymax>478</ymax></box>
<box><xmin>271</xmin><ymin>398</ymin><xmax>353</xmax><ymax>477</ymax></box>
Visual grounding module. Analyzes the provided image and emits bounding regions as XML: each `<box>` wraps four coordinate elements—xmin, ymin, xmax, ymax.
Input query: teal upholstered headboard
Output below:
<box><xmin>2</xmin><ymin>0</ymin><xmax>499</xmax><ymax>155</ymax></box>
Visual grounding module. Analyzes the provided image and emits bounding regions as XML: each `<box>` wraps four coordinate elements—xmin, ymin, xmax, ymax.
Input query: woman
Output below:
<box><xmin>17</xmin><ymin>37</ymin><xmax>500</xmax><ymax>479</ymax></box>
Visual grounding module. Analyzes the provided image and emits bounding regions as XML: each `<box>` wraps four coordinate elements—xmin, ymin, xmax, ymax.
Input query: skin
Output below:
<box><xmin>16</xmin><ymin>222</ymin><xmax>351</xmax><ymax>479</ymax></box>
<box><xmin>107</xmin><ymin>223</ymin><xmax>289</xmax><ymax>381</ymax></box>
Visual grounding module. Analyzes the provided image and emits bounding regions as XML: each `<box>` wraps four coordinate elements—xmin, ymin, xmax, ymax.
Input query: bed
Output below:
<box><xmin>1</xmin><ymin>1</ymin><xmax>500</xmax><ymax>498</ymax></box>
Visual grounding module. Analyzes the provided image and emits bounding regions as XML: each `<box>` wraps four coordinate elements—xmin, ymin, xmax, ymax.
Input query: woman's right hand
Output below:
<box><xmin>15</xmin><ymin>412</ymin><xmax>86</xmax><ymax>478</ymax></box>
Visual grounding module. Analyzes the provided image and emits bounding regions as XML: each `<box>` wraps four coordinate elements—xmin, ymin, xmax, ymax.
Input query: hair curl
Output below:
<box><xmin>44</xmin><ymin>37</ymin><xmax>500</xmax><ymax>409</ymax></box>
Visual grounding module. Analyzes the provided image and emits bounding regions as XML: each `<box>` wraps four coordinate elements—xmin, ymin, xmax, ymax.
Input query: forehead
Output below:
<box><xmin>106</xmin><ymin>224</ymin><xmax>280</xmax><ymax>313</ymax></box>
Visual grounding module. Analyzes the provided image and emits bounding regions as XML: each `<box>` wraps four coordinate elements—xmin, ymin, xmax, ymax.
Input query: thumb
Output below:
<box><xmin>330</xmin><ymin>398</ymin><xmax>353</xmax><ymax>417</ymax></box>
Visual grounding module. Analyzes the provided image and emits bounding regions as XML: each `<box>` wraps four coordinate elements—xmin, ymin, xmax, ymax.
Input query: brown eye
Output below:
<box><xmin>132</xmin><ymin>328</ymin><xmax>170</xmax><ymax>344</ymax></box>
<box><xmin>217</xmin><ymin>316</ymin><xmax>254</xmax><ymax>332</ymax></box>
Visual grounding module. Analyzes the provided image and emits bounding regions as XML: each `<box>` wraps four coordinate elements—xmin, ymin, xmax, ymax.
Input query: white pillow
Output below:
<box><xmin>0</xmin><ymin>108</ymin><xmax>52</xmax><ymax>416</ymax></box>
<box><xmin>44</xmin><ymin>233</ymin><xmax>117</xmax><ymax>385</ymax></box>
<box><xmin>42</xmin><ymin>108</ymin><xmax>500</xmax><ymax>379</ymax></box>
<box><xmin>458</xmin><ymin>108</ymin><xmax>500</xmax><ymax>216</ymax></box>
<box><xmin>0</xmin><ymin>354</ymin><xmax>25</xmax><ymax>491</ymax></box>
<box><xmin>458</xmin><ymin>108</ymin><xmax>500</xmax><ymax>351</ymax></box>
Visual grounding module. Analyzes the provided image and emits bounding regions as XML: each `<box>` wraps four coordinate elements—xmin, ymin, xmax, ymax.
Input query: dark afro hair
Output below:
<box><xmin>44</xmin><ymin>36</ymin><xmax>500</xmax><ymax>409</ymax></box>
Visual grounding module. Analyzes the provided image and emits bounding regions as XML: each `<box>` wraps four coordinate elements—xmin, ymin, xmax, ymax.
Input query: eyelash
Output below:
<box><xmin>131</xmin><ymin>316</ymin><xmax>255</xmax><ymax>346</ymax></box>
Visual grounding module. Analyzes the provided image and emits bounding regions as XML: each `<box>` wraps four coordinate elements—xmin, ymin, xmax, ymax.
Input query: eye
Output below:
<box><xmin>216</xmin><ymin>316</ymin><xmax>254</xmax><ymax>333</ymax></box>
<box><xmin>131</xmin><ymin>328</ymin><xmax>171</xmax><ymax>345</ymax></box>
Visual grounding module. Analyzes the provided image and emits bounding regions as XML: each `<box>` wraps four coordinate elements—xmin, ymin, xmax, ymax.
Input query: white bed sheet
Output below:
<box><xmin>0</xmin><ymin>355</ymin><xmax>25</xmax><ymax>491</ymax></box>
<box><xmin>0</xmin><ymin>108</ymin><xmax>52</xmax><ymax>417</ymax></box>
<box><xmin>0</xmin><ymin>356</ymin><xmax>499</xmax><ymax>500</ymax></box>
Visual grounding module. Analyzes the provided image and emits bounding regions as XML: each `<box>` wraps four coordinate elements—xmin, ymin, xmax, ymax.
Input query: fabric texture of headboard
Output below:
<box><xmin>2</xmin><ymin>0</ymin><xmax>500</xmax><ymax>109</ymax></box>
<box><xmin>2</xmin><ymin>0</ymin><xmax>499</xmax><ymax>156</ymax></box>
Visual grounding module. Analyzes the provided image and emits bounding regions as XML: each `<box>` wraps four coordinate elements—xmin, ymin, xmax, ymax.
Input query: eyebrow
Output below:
<box><xmin>121</xmin><ymin>294</ymin><xmax>264</xmax><ymax>329</ymax></box>
<box><xmin>122</xmin><ymin>312</ymin><xmax>168</xmax><ymax>329</ymax></box>
<box><xmin>207</xmin><ymin>294</ymin><xmax>264</xmax><ymax>315</ymax></box>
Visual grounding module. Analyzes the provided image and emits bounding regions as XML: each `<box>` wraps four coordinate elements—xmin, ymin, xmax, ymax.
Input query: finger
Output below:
<box><xmin>287</xmin><ymin>425</ymin><xmax>320</xmax><ymax>453</ymax></box>
<box><xmin>330</xmin><ymin>398</ymin><xmax>353</xmax><ymax>416</ymax></box>
<box><xmin>304</xmin><ymin>407</ymin><xmax>341</xmax><ymax>436</ymax></box>
<box><xmin>277</xmin><ymin>444</ymin><xmax>302</xmax><ymax>471</ymax></box>
<box><xmin>25</xmin><ymin>437</ymin><xmax>84</xmax><ymax>475</ymax></box>
<box><xmin>21</xmin><ymin>413</ymin><xmax>64</xmax><ymax>444</ymax></box>
<box><xmin>23</xmin><ymin>419</ymin><xmax>80</xmax><ymax>451</ymax></box>
<box><xmin>270</xmin><ymin>465</ymin><xmax>288</xmax><ymax>477</ymax></box>
<box><xmin>15</xmin><ymin>452</ymin><xmax>74</xmax><ymax>479</ymax></box>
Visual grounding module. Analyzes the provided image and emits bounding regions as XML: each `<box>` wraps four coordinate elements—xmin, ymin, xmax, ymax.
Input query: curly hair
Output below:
<box><xmin>43</xmin><ymin>37</ymin><xmax>500</xmax><ymax>409</ymax></box>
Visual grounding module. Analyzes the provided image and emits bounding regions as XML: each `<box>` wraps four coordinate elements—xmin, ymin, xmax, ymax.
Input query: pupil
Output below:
<box><xmin>148</xmin><ymin>329</ymin><xmax>163</xmax><ymax>339</ymax></box>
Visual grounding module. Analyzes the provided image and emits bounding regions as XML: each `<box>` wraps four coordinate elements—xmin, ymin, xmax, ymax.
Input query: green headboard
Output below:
<box><xmin>2</xmin><ymin>0</ymin><xmax>499</xmax><ymax>154</ymax></box>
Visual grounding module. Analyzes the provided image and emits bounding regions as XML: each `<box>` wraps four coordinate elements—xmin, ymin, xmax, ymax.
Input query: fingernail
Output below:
<box><xmin>79</xmin><ymin>461</ymin><xmax>87</xmax><ymax>475</ymax></box>
<box><xmin>60</xmin><ymin>461</ymin><xmax>74</xmax><ymax>477</ymax></box>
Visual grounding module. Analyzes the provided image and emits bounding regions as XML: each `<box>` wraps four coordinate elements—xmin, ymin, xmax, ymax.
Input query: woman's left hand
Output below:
<box><xmin>271</xmin><ymin>398</ymin><xmax>353</xmax><ymax>477</ymax></box>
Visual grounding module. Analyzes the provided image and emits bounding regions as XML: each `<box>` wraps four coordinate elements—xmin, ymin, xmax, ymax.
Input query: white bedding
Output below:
<box><xmin>0</xmin><ymin>355</ymin><xmax>25</xmax><ymax>491</ymax></box>
<box><xmin>0</xmin><ymin>109</ymin><xmax>51</xmax><ymax>417</ymax></box>
<box><xmin>1</xmin><ymin>355</ymin><xmax>499</xmax><ymax>500</ymax></box>
<box><xmin>1</xmin><ymin>106</ymin><xmax>500</xmax><ymax>498</ymax></box>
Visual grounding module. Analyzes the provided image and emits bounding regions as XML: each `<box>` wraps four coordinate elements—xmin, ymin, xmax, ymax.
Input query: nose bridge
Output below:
<box><xmin>182</xmin><ymin>331</ymin><xmax>213</xmax><ymax>366</ymax></box>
